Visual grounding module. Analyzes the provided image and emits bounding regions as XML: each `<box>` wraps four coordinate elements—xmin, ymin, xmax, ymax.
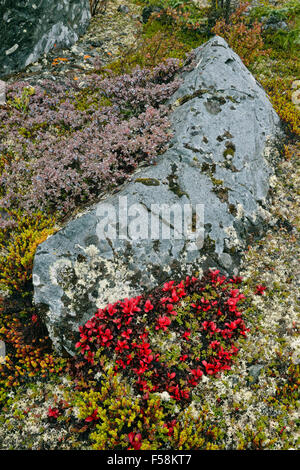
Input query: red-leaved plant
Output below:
<box><xmin>75</xmin><ymin>270</ymin><xmax>249</xmax><ymax>402</ymax></box>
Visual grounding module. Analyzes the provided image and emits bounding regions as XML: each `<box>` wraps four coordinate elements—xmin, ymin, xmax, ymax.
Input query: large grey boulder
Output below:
<box><xmin>0</xmin><ymin>0</ymin><xmax>91</xmax><ymax>77</ymax></box>
<box><xmin>33</xmin><ymin>36</ymin><xmax>282</xmax><ymax>355</ymax></box>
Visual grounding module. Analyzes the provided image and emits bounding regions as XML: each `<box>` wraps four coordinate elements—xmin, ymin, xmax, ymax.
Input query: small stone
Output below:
<box><xmin>0</xmin><ymin>80</ymin><xmax>6</xmax><ymax>105</ymax></box>
<box><xmin>291</xmin><ymin>93</ymin><xmax>300</xmax><ymax>111</ymax></box>
<box><xmin>291</xmin><ymin>80</ymin><xmax>300</xmax><ymax>90</ymax></box>
<box><xmin>218</xmin><ymin>253</ymin><xmax>233</xmax><ymax>270</ymax></box>
<box><xmin>291</xmin><ymin>83</ymin><xmax>300</xmax><ymax>111</ymax></box>
<box><xmin>0</xmin><ymin>340</ymin><xmax>6</xmax><ymax>364</ymax></box>
<box><xmin>248</xmin><ymin>364</ymin><xmax>264</xmax><ymax>383</ymax></box>
<box><xmin>117</xmin><ymin>5</ymin><xmax>130</xmax><ymax>14</ymax></box>
<box><xmin>264</xmin><ymin>20</ymin><xmax>289</xmax><ymax>31</ymax></box>
<box><xmin>142</xmin><ymin>6</ymin><xmax>162</xmax><ymax>24</ymax></box>
<box><xmin>5</xmin><ymin>43</ymin><xmax>19</xmax><ymax>55</ymax></box>
<box><xmin>29</xmin><ymin>64</ymin><xmax>42</xmax><ymax>72</ymax></box>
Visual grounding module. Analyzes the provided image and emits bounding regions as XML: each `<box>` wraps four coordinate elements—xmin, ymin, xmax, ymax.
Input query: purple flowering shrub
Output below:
<box><xmin>0</xmin><ymin>59</ymin><xmax>184</xmax><ymax>227</ymax></box>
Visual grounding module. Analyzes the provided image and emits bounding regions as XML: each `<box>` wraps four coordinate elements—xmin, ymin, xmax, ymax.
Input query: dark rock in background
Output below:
<box><xmin>33</xmin><ymin>36</ymin><xmax>282</xmax><ymax>355</ymax></box>
<box><xmin>263</xmin><ymin>19</ymin><xmax>289</xmax><ymax>32</ymax></box>
<box><xmin>141</xmin><ymin>5</ymin><xmax>162</xmax><ymax>23</ymax></box>
<box><xmin>0</xmin><ymin>0</ymin><xmax>91</xmax><ymax>77</ymax></box>
<box><xmin>260</xmin><ymin>8</ymin><xmax>290</xmax><ymax>32</ymax></box>
<box><xmin>118</xmin><ymin>4</ymin><xmax>130</xmax><ymax>14</ymax></box>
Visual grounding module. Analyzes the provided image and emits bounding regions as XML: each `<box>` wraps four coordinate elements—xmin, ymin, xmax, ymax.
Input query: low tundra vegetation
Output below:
<box><xmin>0</xmin><ymin>0</ymin><xmax>299</xmax><ymax>450</ymax></box>
<box><xmin>0</xmin><ymin>59</ymin><xmax>185</xmax><ymax>225</ymax></box>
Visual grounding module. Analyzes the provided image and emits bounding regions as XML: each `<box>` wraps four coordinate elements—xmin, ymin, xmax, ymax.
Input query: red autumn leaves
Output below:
<box><xmin>128</xmin><ymin>431</ymin><xmax>142</xmax><ymax>450</ymax></box>
<box><xmin>155</xmin><ymin>315</ymin><xmax>171</xmax><ymax>331</ymax></box>
<box><xmin>255</xmin><ymin>284</ymin><xmax>267</xmax><ymax>295</ymax></box>
<box><xmin>48</xmin><ymin>407</ymin><xmax>60</xmax><ymax>419</ymax></box>
<box><xmin>75</xmin><ymin>270</ymin><xmax>249</xmax><ymax>403</ymax></box>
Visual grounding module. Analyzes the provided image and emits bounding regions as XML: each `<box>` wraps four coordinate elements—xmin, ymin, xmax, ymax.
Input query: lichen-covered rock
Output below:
<box><xmin>0</xmin><ymin>0</ymin><xmax>91</xmax><ymax>77</ymax></box>
<box><xmin>33</xmin><ymin>36</ymin><xmax>282</xmax><ymax>355</ymax></box>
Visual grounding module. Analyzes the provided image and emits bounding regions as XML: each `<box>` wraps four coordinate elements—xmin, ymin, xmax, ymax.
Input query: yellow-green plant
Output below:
<box><xmin>71</xmin><ymin>367</ymin><xmax>226</xmax><ymax>450</ymax></box>
<box><xmin>72</xmin><ymin>368</ymin><xmax>170</xmax><ymax>450</ymax></box>
<box><xmin>8</xmin><ymin>86</ymin><xmax>35</xmax><ymax>113</ymax></box>
<box><xmin>0</xmin><ymin>210</ymin><xmax>56</xmax><ymax>293</ymax></box>
<box><xmin>261</xmin><ymin>76</ymin><xmax>300</xmax><ymax>136</ymax></box>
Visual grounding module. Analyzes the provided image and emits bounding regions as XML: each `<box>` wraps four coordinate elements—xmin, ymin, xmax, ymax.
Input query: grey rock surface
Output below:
<box><xmin>0</xmin><ymin>0</ymin><xmax>91</xmax><ymax>77</ymax></box>
<box><xmin>248</xmin><ymin>364</ymin><xmax>264</xmax><ymax>383</ymax></box>
<box><xmin>118</xmin><ymin>5</ymin><xmax>130</xmax><ymax>14</ymax></box>
<box><xmin>33</xmin><ymin>36</ymin><xmax>282</xmax><ymax>355</ymax></box>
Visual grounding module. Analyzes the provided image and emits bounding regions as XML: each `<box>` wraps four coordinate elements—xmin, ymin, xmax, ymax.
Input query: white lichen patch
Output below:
<box><xmin>269</xmin><ymin>174</ymin><xmax>278</xmax><ymax>188</ymax></box>
<box><xmin>50</xmin><ymin>243</ymin><xmax>140</xmax><ymax>314</ymax></box>
<box><xmin>224</xmin><ymin>225</ymin><xmax>241</xmax><ymax>249</ymax></box>
<box><xmin>0</xmin><ymin>378</ymin><xmax>86</xmax><ymax>450</ymax></box>
<box><xmin>94</xmin><ymin>256</ymin><xmax>136</xmax><ymax>308</ymax></box>
<box><xmin>236</xmin><ymin>203</ymin><xmax>245</xmax><ymax>220</ymax></box>
<box><xmin>159</xmin><ymin>391</ymin><xmax>171</xmax><ymax>402</ymax></box>
<box><xmin>49</xmin><ymin>258</ymin><xmax>73</xmax><ymax>286</ymax></box>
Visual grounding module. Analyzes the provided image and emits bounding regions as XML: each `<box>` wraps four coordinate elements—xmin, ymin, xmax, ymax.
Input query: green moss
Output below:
<box><xmin>0</xmin><ymin>210</ymin><xmax>56</xmax><ymax>294</ymax></box>
<box><xmin>104</xmin><ymin>15</ymin><xmax>208</xmax><ymax>76</ymax></box>
<box><xmin>211</xmin><ymin>176</ymin><xmax>223</xmax><ymax>186</ymax></box>
<box><xmin>226</xmin><ymin>95</ymin><xmax>238</xmax><ymax>103</ymax></box>
<box><xmin>74</xmin><ymin>90</ymin><xmax>112</xmax><ymax>111</ymax></box>
<box><xmin>167</xmin><ymin>167</ymin><xmax>189</xmax><ymax>199</ymax></box>
<box><xmin>177</xmin><ymin>89</ymin><xmax>209</xmax><ymax>106</ymax></box>
<box><xmin>135</xmin><ymin>177</ymin><xmax>160</xmax><ymax>186</ymax></box>
<box><xmin>143</xmin><ymin>17</ymin><xmax>208</xmax><ymax>52</ymax></box>
<box><xmin>18</xmin><ymin>122</ymin><xmax>48</xmax><ymax>139</ymax></box>
<box><xmin>223</xmin><ymin>147</ymin><xmax>235</xmax><ymax>158</ymax></box>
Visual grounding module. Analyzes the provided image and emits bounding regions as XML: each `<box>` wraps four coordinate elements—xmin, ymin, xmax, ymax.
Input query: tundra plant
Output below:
<box><xmin>0</xmin><ymin>58</ymin><xmax>186</xmax><ymax>225</ymax></box>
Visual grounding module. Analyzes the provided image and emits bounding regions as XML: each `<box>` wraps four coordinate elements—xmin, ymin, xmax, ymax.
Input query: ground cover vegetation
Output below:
<box><xmin>0</xmin><ymin>0</ymin><xmax>298</xmax><ymax>450</ymax></box>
